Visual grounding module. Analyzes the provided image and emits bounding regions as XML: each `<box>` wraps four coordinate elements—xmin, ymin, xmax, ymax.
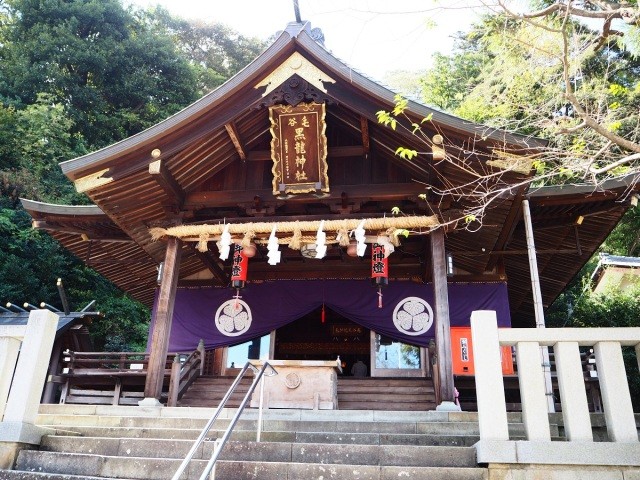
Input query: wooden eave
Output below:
<box><xmin>502</xmin><ymin>176</ymin><xmax>640</xmax><ymax>327</ymax></box>
<box><xmin>20</xmin><ymin>199</ymin><xmax>160</xmax><ymax>306</ymax></box>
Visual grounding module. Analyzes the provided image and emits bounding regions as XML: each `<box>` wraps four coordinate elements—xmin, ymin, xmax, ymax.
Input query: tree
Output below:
<box><xmin>0</xmin><ymin>1</ymin><xmax>266</xmax><ymax>351</ymax></box>
<box><xmin>420</xmin><ymin>50</ymin><xmax>485</xmax><ymax>112</ymax></box>
<box><xmin>379</xmin><ymin>1</ymin><xmax>640</xmax><ymax>228</ymax></box>
<box><xmin>139</xmin><ymin>7</ymin><xmax>266</xmax><ymax>96</ymax></box>
<box><xmin>0</xmin><ymin>0</ymin><xmax>199</xmax><ymax>148</ymax></box>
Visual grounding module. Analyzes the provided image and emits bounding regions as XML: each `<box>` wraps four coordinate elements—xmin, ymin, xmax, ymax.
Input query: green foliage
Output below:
<box><xmin>601</xmin><ymin>208</ymin><xmax>640</xmax><ymax>257</ymax></box>
<box><xmin>567</xmin><ymin>286</ymin><xmax>640</xmax><ymax>411</ymax></box>
<box><xmin>0</xmin><ymin>0</ymin><xmax>259</xmax><ymax>351</ymax></box>
<box><xmin>421</xmin><ymin>50</ymin><xmax>484</xmax><ymax>111</ymax></box>
<box><xmin>138</xmin><ymin>7</ymin><xmax>266</xmax><ymax>96</ymax></box>
<box><xmin>376</xmin><ymin>110</ymin><xmax>397</xmax><ymax>130</ymax></box>
<box><xmin>0</xmin><ymin>0</ymin><xmax>199</xmax><ymax>147</ymax></box>
<box><xmin>394</xmin><ymin>147</ymin><xmax>418</xmax><ymax>160</ymax></box>
<box><xmin>419</xmin><ymin>10</ymin><xmax>640</xmax><ymax>180</ymax></box>
<box><xmin>88</xmin><ymin>295</ymin><xmax>150</xmax><ymax>352</ymax></box>
<box><xmin>0</xmin><ymin>194</ymin><xmax>150</xmax><ymax>351</ymax></box>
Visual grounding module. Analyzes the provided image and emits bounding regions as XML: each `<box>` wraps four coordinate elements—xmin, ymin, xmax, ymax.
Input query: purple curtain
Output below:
<box><xmin>150</xmin><ymin>280</ymin><xmax>511</xmax><ymax>351</ymax></box>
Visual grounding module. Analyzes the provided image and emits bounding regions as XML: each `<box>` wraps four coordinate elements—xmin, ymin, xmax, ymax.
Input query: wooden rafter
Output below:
<box><xmin>224</xmin><ymin>122</ymin><xmax>247</xmax><ymax>161</ymax></box>
<box><xmin>485</xmin><ymin>186</ymin><xmax>526</xmax><ymax>271</ymax></box>
<box><xmin>149</xmin><ymin>159</ymin><xmax>185</xmax><ymax>208</ymax></box>
<box><xmin>193</xmin><ymin>247</ymin><xmax>229</xmax><ymax>286</ymax></box>
<box><xmin>31</xmin><ymin>221</ymin><xmax>132</xmax><ymax>243</ymax></box>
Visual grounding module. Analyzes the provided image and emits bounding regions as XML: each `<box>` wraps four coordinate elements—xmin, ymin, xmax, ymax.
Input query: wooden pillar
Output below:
<box><xmin>522</xmin><ymin>198</ymin><xmax>555</xmax><ymax>413</ymax></box>
<box><xmin>430</xmin><ymin>228</ymin><xmax>457</xmax><ymax>408</ymax></box>
<box><xmin>41</xmin><ymin>339</ymin><xmax>63</xmax><ymax>404</ymax></box>
<box><xmin>141</xmin><ymin>237</ymin><xmax>182</xmax><ymax>404</ymax></box>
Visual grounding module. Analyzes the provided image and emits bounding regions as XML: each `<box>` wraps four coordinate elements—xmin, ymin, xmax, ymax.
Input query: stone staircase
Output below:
<box><xmin>177</xmin><ymin>376</ymin><xmax>436</xmax><ymax>411</ymax></box>
<box><xmin>0</xmin><ymin>404</ymin><xmax>549</xmax><ymax>480</ymax></box>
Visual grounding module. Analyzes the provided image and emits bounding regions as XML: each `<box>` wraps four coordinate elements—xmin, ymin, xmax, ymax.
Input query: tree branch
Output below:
<box><xmin>588</xmin><ymin>152</ymin><xmax>640</xmax><ymax>175</ymax></box>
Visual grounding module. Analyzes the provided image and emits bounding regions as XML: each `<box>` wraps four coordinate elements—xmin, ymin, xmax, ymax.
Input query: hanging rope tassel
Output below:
<box><xmin>377</xmin><ymin>286</ymin><xmax>383</xmax><ymax>309</ymax></box>
<box><xmin>233</xmin><ymin>288</ymin><xmax>242</xmax><ymax>309</ymax></box>
<box><xmin>321</xmin><ymin>303</ymin><xmax>326</xmax><ymax>323</ymax></box>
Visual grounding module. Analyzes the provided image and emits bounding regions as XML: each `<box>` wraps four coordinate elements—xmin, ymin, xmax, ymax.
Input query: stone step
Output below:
<box><xmin>38</xmin><ymin>414</ymin><xmax>554</xmax><ymax>437</ymax></box>
<box><xmin>37</xmin><ymin>437</ymin><xmax>478</xmax><ymax>467</ymax></box>
<box><xmin>12</xmin><ymin>453</ymin><xmax>488</xmax><ymax>480</ymax></box>
<box><xmin>0</xmin><ymin>472</ymin><xmax>131</xmax><ymax>480</ymax></box>
<box><xmin>42</xmin><ymin>425</ymin><xmax>482</xmax><ymax>446</ymax></box>
<box><xmin>14</xmin><ymin>446</ymin><xmax>482</xmax><ymax>479</ymax></box>
<box><xmin>37</xmin><ymin>404</ymin><xmax>511</xmax><ymax>423</ymax></box>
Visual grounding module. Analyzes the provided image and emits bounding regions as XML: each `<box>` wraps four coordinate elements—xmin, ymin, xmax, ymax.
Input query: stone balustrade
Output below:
<box><xmin>470</xmin><ymin>310</ymin><xmax>640</xmax><ymax>467</ymax></box>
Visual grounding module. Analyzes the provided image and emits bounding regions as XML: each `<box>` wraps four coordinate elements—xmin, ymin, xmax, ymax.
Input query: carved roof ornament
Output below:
<box><xmin>258</xmin><ymin>73</ymin><xmax>332</xmax><ymax>108</ymax></box>
<box><xmin>255</xmin><ymin>52</ymin><xmax>335</xmax><ymax>98</ymax></box>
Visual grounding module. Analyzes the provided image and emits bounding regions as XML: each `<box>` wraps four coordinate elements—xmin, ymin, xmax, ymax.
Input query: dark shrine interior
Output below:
<box><xmin>274</xmin><ymin>306</ymin><xmax>371</xmax><ymax>375</ymax></box>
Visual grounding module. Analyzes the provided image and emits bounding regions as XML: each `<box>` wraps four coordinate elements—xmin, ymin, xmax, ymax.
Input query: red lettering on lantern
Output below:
<box><xmin>231</xmin><ymin>244</ymin><xmax>249</xmax><ymax>282</ymax></box>
<box><xmin>371</xmin><ymin>243</ymin><xmax>388</xmax><ymax>279</ymax></box>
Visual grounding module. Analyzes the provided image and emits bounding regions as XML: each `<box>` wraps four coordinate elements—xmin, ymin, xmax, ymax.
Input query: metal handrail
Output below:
<box><xmin>171</xmin><ymin>361</ymin><xmax>277</xmax><ymax>480</ymax></box>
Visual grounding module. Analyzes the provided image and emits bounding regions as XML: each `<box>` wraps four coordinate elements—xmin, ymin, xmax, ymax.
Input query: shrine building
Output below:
<box><xmin>21</xmin><ymin>21</ymin><xmax>640</xmax><ymax>410</ymax></box>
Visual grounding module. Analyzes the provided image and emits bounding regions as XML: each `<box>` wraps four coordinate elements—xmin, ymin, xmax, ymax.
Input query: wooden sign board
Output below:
<box><xmin>269</xmin><ymin>102</ymin><xmax>329</xmax><ymax>195</ymax></box>
<box><xmin>330</xmin><ymin>325</ymin><xmax>365</xmax><ymax>337</ymax></box>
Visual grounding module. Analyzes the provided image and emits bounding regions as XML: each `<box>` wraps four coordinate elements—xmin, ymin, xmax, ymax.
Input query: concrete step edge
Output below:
<box><xmin>0</xmin><ymin>471</ymin><xmax>131</xmax><ymax>480</ymax></box>
<box><xmin>20</xmin><ymin>441</ymin><xmax>478</xmax><ymax>468</ymax></box>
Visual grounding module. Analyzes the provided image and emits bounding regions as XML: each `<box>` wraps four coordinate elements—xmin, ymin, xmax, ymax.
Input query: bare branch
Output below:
<box><xmin>589</xmin><ymin>152</ymin><xmax>640</xmax><ymax>175</ymax></box>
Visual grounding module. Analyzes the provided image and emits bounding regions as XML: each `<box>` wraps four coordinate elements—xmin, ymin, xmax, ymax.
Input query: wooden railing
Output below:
<box><xmin>471</xmin><ymin>310</ymin><xmax>640</xmax><ymax>467</ymax></box>
<box><xmin>167</xmin><ymin>340</ymin><xmax>205</xmax><ymax>407</ymax></box>
<box><xmin>58</xmin><ymin>341</ymin><xmax>205</xmax><ymax>407</ymax></box>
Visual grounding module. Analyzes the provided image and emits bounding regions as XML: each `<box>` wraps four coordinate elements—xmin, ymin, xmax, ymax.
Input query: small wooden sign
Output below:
<box><xmin>269</xmin><ymin>102</ymin><xmax>329</xmax><ymax>195</ymax></box>
<box><xmin>330</xmin><ymin>325</ymin><xmax>364</xmax><ymax>337</ymax></box>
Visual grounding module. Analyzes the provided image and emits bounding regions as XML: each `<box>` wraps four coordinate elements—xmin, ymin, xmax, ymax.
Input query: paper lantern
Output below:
<box><xmin>231</xmin><ymin>244</ymin><xmax>249</xmax><ymax>289</ymax></box>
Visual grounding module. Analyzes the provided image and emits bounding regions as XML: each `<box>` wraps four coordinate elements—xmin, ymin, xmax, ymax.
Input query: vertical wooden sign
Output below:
<box><xmin>269</xmin><ymin>102</ymin><xmax>329</xmax><ymax>195</ymax></box>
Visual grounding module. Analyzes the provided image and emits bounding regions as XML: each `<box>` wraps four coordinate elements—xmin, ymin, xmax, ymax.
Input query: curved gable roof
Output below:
<box><xmin>60</xmin><ymin>21</ymin><xmax>545</xmax><ymax>183</ymax></box>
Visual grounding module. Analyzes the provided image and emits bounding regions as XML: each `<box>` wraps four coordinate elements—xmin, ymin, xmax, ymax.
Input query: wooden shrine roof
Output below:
<box><xmin>21</xmin><ymin>176</ymin><xmax>639</xmax><ymax>327</ymax></box>
<box><xmin>20</xmin><ymin>22</ymin><xmax>640</xmax><ymax>327</ymax></box>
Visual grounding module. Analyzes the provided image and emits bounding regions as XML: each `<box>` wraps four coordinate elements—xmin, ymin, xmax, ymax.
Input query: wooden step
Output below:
<box><xmin>178</xmin><ymin>375</ymin><xmax>437</xmax><ymax>410</ymax></box>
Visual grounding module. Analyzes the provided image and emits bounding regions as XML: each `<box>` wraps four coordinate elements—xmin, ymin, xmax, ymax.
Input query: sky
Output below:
<box><xmin>125</xmin><ymin>0</ymin><xmax>488</xmax><ymax>81</ymax></box>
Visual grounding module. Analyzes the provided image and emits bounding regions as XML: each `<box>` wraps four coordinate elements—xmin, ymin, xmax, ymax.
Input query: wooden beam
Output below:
<box><xmin>360</xmin><ymin>116</ymin><xmax>370</xmax><ymax>155</ymax></box>
<box><xmin>246</xmin><ymin>145</ymin><xmax>365</xmax><ymax>162</ymax></box>
<box><xmin>456</xmin><ymin>248</ymin><xmax>580</xmax><ymax>256</ymax></box>
<box><xmin>486</xmin><ymin>186</ymin><xmax>525</xmax><ymax>271</ymax></box>
<box><xmin>185</xmin><ymin>183</ymin><xmax>428</xmax><ymax>209</ymax></box>
<box><xmin>430</xmin><ymin>228</ymin><xmax>455</xmax><ymax>406</ymax></box>
<box><xmin>149</xmin><ymin>159</ymin><xmax>186</xmax><ymax>207</ymax></box>
<box><xmin>224</xmin><ymin>122</ymin><xmax>246</xmax><ymax>161</ymax></box>
<box><xmin>193</xmin><ymin>247</ymin><xmax>229</xmax><ymax>286</ymax></box>
<box><xmin>143</xmin><ymin>237</ymin><xmax>182</xmax><ymax>402</ymax></box>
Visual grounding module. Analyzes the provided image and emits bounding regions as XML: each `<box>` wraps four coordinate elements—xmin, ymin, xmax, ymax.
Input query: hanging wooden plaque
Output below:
<box><xmin>269</xmin><ymin>102</ymin><xmax>329</xmax><ymax>195</ymax></box>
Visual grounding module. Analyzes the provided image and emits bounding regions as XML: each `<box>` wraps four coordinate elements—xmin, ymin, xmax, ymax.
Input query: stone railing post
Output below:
<box><xmin>554</xmin><ymin>341</ymin><xmax>593</xmax><ymax>441</ymax></box>
<box><xmin>0</xmin><ymin>337</ymin><xmax>21</xmax><ymax>419</ymax></box>
<box><xmin>515</xmin><ymin>341</ymin><xmax>551</xmax><ymax>441</ymax></box>
<box><xmin>470</xmin><ymin>311</ymin><xmax>509</xmax><ymax>441</ymax></box>
<box><xmin>472</xmin><ymin>316</ymin><xmax>640</xmax><ymax>468</ymax></box>
<box><xmin>0</xmin><ymin>309</ymin><xmax>58</xmax><ymax>446</ymax></box>
<box><xmin>594</xmin><ymin>341</ymin><xmax>637</xmax><ymax>442</ymax></box>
